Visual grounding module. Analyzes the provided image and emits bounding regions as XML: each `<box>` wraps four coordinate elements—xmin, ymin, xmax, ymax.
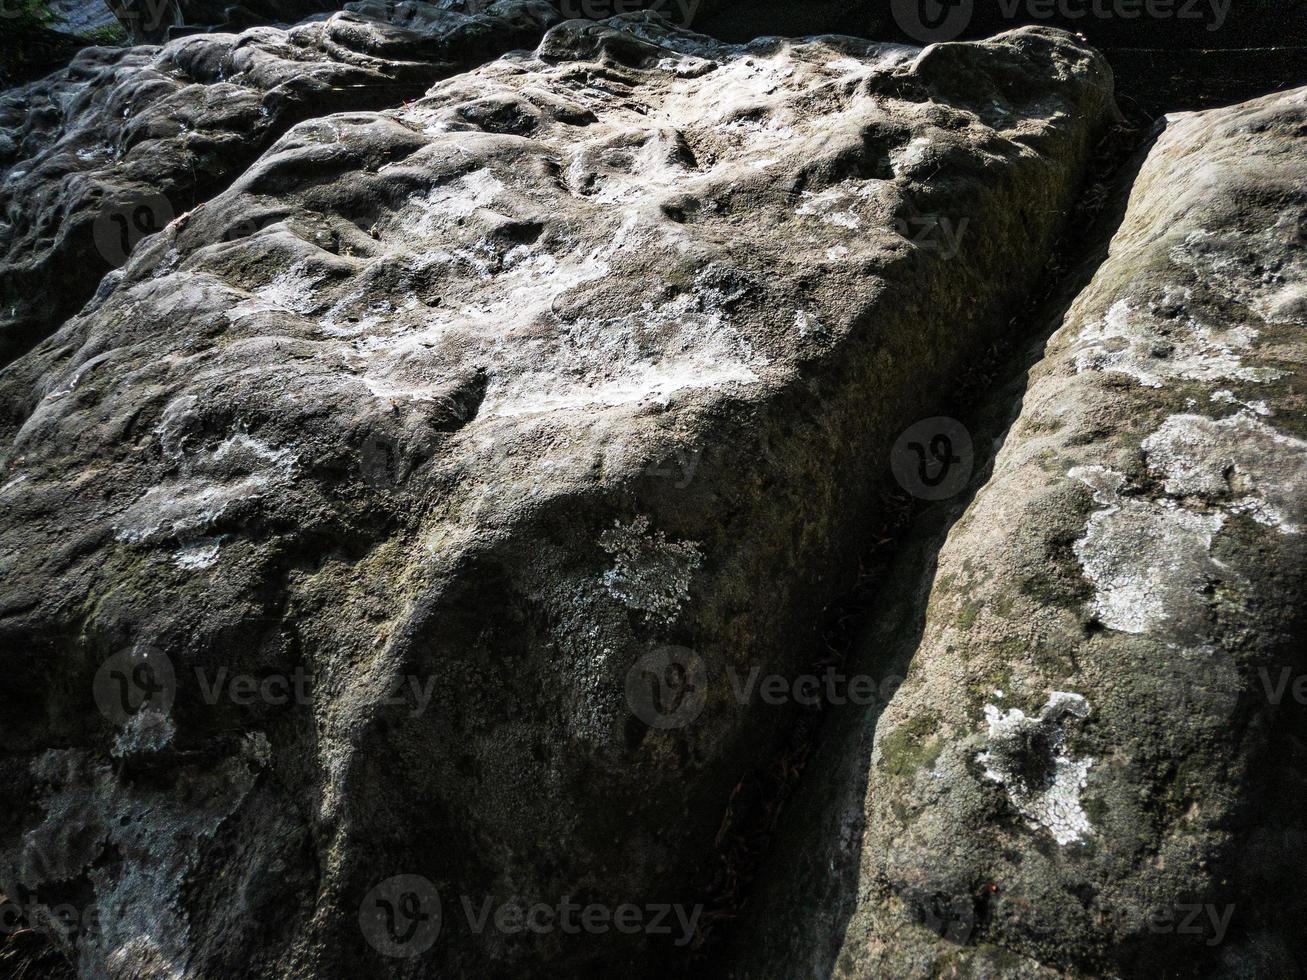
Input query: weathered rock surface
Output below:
<box><xmin>0</xmin><ymin>13</ymin><xmax>1116</xmax><ymax>978</ymax></box>
<box><xmin>729</xmin><ymin>86</ymin><xmax>1307</xmax><ymax>979</ymax></box>
<box><xmin>0</xmin><ymin>0</ymin><xmax>560</xmax><ymax>367</ymax></box>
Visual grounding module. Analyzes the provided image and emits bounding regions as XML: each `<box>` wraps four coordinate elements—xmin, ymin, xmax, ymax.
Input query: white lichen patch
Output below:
<box><xmin>1070</xmin><ymin>465</ymin><xmax>1223</xmax><ymax>634</ymax></box>
<box><xmin>404</xmin><ymin>169</ymin><xmax>506</xmax><ymax>235</ymax></box>
<box><xmin>1074</xmin><ymin>299</ymin><xmax>1281</xmax><ymax>388</ymax></box>
<box><xmin>229</xmin><ymin>260</ymin><xmax>325</xmax><ymax>320</ymax></box>
<box><xmin>116</xmin><ymin>430</ymin><xmax>298</xmax><ymax>546</ymax></box>
<box><xmin>1210</xmin><ymin>389</ymin><xmax>1271</xmax><ymax>416</ymax></box>
<box><xmin>891</xmin><ymin>135</ymin><xmax>935</xmax><ymax>175</ymax></box>
<box><xmin>977</xmin><ymin>692</ymin><xmax>1095</xmax><ymax>846</ymax></box>
<box><xmin>173</xmin><ymin>537</ymin><xmax>221</xmax><ymax>570</ymax></box>
<box><xmin>1169</xmin><ymin>226</ymin><xmax>1307</xmax><ymax>323</ymax></box>
<box><xmin>794</xmin><ymin>179</ymin><xmax>881</xmax><ymax>231</ymax></box>
<box><xmin>478</xmin><ymin>270</ymin><xmax>765</xmax><ymax>416</ymax></box>
<box><xmin>1142</xmin><ymin>412</ymin><xmax>1307</xmax><ymax>532</ymax></box>
<box><xmin>794</xmin><ymin>309</ymin><xmax>822</xmax><ymax>337</ymax></box>
<box><xmin>111</xmin><ymin>708</ymin><xmax>176</xmax><ymax>757</ymax></box>
<box><xmin>1071</xmin><ymin>409</ymin><xmax>1306</xmax><ymax>636</ymax></box>
<box><xmin>599</xmin><ymin>515</ymin><xmax>702</xmax><ymax>624</ymax></box>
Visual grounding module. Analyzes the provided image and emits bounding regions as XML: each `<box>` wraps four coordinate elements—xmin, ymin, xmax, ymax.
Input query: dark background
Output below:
<box><xmin>4</xmin><ymin>0</ymin><xmax>1307</xmax><ymax>125</ymax></box>
<box><xmin>694</xmin><ymin>0</ymin><xmax>1307</xmax><ymax>117</ymax></box>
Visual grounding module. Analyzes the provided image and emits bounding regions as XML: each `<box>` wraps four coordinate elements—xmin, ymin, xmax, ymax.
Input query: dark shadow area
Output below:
<box><xmin>690</xmin><ymin>102</ymin><xmax>1161</xmax><ymax>980</ymax></box>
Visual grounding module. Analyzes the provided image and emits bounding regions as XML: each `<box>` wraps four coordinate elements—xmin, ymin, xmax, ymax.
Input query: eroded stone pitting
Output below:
<box><xmin>0</xmin><ymin>0</ymin><xmax>562</xmax><ymax>366</ymax></box>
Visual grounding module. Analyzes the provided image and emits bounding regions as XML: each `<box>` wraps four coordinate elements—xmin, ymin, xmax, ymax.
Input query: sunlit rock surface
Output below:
<box><xmin>0</xmin><ymin>13</ymin><xmax>1116</xmax><ymax>978</ymax></box>
<box><xmin>0</xmin><ymin>0</ymin><xmax>560</xmax><ymax>367</ymax></box>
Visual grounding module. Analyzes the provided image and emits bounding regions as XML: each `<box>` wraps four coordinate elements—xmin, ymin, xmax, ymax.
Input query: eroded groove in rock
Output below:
<box><xmin>0</xmin><ymin>15</ymin><xmax>1115</xmax><ymax>978</ymax></box>
<box><xmin>0</xmin><ymin>0</ymin><xmax>561</xmax><ymax>369</ymax></box>
<box><xmin>776</xmin><ymin>86</ymin><xmax>1306</xmax><ymax>979</ymax></box>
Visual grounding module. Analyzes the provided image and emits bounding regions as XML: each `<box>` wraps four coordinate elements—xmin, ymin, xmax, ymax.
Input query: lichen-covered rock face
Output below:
<box><xmin>730</xmin><ymin>86</ymin><xmax>1307</xmax><ymax>979</ymax></box>
<box><xmin>0</xmin><ymin>0</ymin><xmax>561</xmax><ymax>368</ymax></box>
<box><xmin>0</xmin><ymin>13</ymin><xmax>1116</xmax><ymax>978</ymax></box>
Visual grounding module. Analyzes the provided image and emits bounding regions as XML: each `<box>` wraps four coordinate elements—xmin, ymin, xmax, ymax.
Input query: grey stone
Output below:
<box><xmin>0</xmin><ymin>14</ymin><xmax>1115</xmax><ymax>977</ymax></box>
<box><xmin>729</xmin><ymin>85</ymin><xmax>1307</xmax><ymax>980</ymax></box>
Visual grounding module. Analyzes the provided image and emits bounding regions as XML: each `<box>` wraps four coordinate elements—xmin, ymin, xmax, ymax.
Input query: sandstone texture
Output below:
<box><xmin>3</xmin><ymin>5</ymin><xmax>1305</xmax><ymax>980</ymax></box>
<box><xmin>0</xmin><ymin>0</ymin><xmax>560</xmax><ymax>367</ymax></box>
<box><xmin>0</xmin><ymin>11</ymin><xmax>1120</xmax><ymax>978</ymax></box>
<box><xmin>728</xmin><ymin>86</ymin><xmax>1307</xmax><ymax>980</ymax></box>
